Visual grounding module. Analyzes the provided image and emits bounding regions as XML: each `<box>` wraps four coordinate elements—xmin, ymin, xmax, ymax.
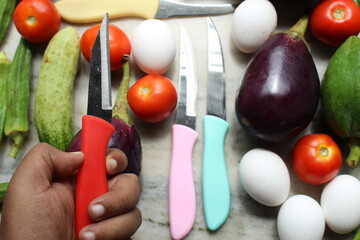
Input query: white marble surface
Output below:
<box><xmin>1</xmin><ymin>0</ymin><xmax>360</xmax><ymax>239</ymax></box>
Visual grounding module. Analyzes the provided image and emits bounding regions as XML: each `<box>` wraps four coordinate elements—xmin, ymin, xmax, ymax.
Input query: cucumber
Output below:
<box><xmin>34</xmin><ymin>27</ymin><xmax>80</xmax><ymax>151</ymax></box>
<box><xmin>0</xmin><ymin>51</ymin><xmax>11</xmax><ymax>142</ymax></box>
<box><xmin>4</xmin><ymin>38</ymin><xmax>32</xmax><ymax>158</ymax></box>
<box><xmin>320</xmin><ymin>35</ymin><xmax>360</xmax><ymax>168</ymax></box>
<box><xmin>0</xmin><ymin>0</ymin><xmax>16</xmax><ymax>45</ymax></box>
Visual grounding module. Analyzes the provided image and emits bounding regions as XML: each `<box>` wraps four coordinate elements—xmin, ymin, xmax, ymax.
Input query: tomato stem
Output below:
<box><xmin>346</xmin><ymin>138</ymin><xmax>360</xmax><ymax>168</ymax></box>
<box><xmin>112</xmin><ymin>54</ymin><xmax>133</xmax><ymax>126</ymax></box>
<box><xmin>141</xmin><ymin>86</ymin><xmax>151</xmax><ymax>96</ymax></box>
<box><xmin>333</xmin><ymin>8</ymin><xmax>345</xmax><ymax>19</ymax></box>
<box><xmin>319</xmin><ymin>147</ymin><xmax>329</xmax><ymax>157</ymax></box>
<box><xmin>26</xmin><ymin>16</ymin><xmax>36</xmax><ymax>25</ymax></box>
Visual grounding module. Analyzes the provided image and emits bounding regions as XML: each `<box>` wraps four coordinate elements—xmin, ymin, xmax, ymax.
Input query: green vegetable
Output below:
<box><xmin>4</xmin><ymin>38</ymin><xmax>32</xmax><ymax>158</ymax></box>
<box><xmin>320</xmin><ymin>35</ymin><xmax>360</xmax><ymax>168</ymax></box>
<box><xmin>355</xmin><ymin>228</ymin><xmax>360</xmax><ymax>240</ymax></box>
<box><xmin>0</xmin><ymin>182</ymin><xmax>9</xmax><ymax>203</ymax></box>
<box><xmin>0</xmin><ymin>51</ymin><xmax>11</xmax><ymax>142</ymax></box>
<box><xmin>0</xmin><ymin>0</ymin><xmax>16</xmax><ymax>45</ymax></box>
<box><xmin>34</xmin><ymin>27</ymin><xmax>80</xmax><ymax>151</ymax></box>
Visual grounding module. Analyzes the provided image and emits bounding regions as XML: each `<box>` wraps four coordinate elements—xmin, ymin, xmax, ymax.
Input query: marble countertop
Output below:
<box><xmin>1</xmin><ymin>0</ymin><xmax>360</xmax><ymax>239</ymax></box>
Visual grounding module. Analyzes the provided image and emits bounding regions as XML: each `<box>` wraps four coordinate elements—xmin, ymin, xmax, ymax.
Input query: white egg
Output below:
<box><xmin>231</xmin><ymin>0</ymin><xmax>277</xmax><ymax>53</ymax></box>
<box><xmin>321</xmin><ymin>174</ymin><xmax>360</xmax><ymax>234</ymax></box>
<box><xmin>277</xmin><ymin>195</ymin><xmax>325</xmax><ymax>240</ymax></box>
<box><xmin>131</xmin><ymin>19</ymin><xmax>176</xmax><ymax>74</ymax></box>
<box><xmin>238</xmin><ymin>148</ymin><xmax>290</xmax><ymax>206</ymax></box>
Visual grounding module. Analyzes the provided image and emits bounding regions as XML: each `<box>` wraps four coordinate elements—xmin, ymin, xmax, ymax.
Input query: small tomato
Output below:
<box><xmin>13</xmin><ymin>0</ymin><xmax>61</xmax><ymax>43</ymax></box>
<box><xmin>310</xmin><ymin>0</ymin><xmax>360</xmax><ymax>46</ymax></box>
<box><xmin>80</xmin><ymin>24</ymin><xmax>131</xmax><ymax>71</ymax></box>
<box><xmin>127</xmin><ymin>75</ymin><xmax>178</xmax><ymax>123</ymax></box>
<box><xmin>292</xmin><ymin>134</ymin><xmax>342</xmax><ymax>185</ymax></box>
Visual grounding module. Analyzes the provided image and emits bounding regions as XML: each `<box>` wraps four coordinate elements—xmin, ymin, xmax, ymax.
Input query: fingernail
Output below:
<box><xmin>84</xmin><ymin>231</ymin><xmax>96</xmax><ymax>240</ymax></box>
<box><xmin>92</xmin><ymin>204</ymin><xmax>105</xmax><ymax>219</ymax></box>
<box><xmin>107</xmin><ymin>158</ymin><xmax>118</xmax><ymax>172</ymax></box>
<box><xmin>69</xmin><ymin>151</ymin><xmax>84</xmax><ymax>157</ymax></box>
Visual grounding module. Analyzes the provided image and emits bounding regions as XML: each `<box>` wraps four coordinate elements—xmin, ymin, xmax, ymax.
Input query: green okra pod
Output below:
<box><xmin>0</xmin><ymin>182</ymin><xmax>9</xmax><ymax>203</ymax></box>
<box><xmin>0</xmin><ymin>51</ymin><xmax>11</xmax><ymax>142</ymax></box>
<box><xmin>4</xmin><ymin>38</ymin><xmax>32</xmax><ymax>158</ymax></box>
<box><xmin>0</xmin><ymin>0</ymin><xmax>16</xmax><ymax>45</ymax></box>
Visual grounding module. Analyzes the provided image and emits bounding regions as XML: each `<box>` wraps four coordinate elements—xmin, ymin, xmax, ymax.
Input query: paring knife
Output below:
<box><xmin>168</xmin><ymin>26</ymin><xmax>198</xmax><ymax>240</ymax></box>
<box><xmin>75</xmin><ymin>14</ymin><xmax>115</xmax><ymax>238</ymax></box>
<box><xmin>202</xmin><ymin>17</ymin><xmax>230</xmax><ymax>231</ymax></box>
<box><xmin>54</xmin><ymin>0</ymin><xmax>238</xmax><ymax>23</ymax></box>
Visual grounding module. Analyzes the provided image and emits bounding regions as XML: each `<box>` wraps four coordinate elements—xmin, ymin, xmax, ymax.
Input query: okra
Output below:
<box><xmin>0</xmin><ymin>182</ymin><xmax>9</xmax><ymax>203</ymax></box>
<box><xmin>4</xmin><ymin>38</ymin><xmax>32</xmax><ymax>158</ymax></box>
<box><xmin>0</xmin><ymin>0</ymin><xmax>16</xmax><ymax>45</ymax></box>
<box><xmin>0</xmin><ymin>51</ymin><xmax>11</xmax><ymax>142</ymax></box>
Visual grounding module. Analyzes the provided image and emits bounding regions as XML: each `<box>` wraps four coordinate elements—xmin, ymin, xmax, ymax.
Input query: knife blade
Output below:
<box><xmin>54</xmin><ymin>0</ymin><xmax>238</xmax><ymax>23</ymax></box>
<box><xmin>168</xmin><ymin>26</ymin><xmax>198</xmax><ymax>240</ymax></box>
<box><xmin>75</xmin><ymin>13</ymin><xmax>115</xmax><ymax>238</ymax></box>
<box><xmin>202</xmin><ymin>17</ymin><xmax>230</xmax><ymax>231</ymax></box>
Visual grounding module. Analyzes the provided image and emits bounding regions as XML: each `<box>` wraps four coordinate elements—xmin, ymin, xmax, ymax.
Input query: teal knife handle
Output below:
<box><xmin>202</xmin><ymin>115</ymin><xmax>230</xmax><ymax>231</ymax></box>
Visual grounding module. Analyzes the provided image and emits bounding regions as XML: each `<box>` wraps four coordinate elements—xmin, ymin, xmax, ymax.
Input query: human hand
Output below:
<box><xmin>0</xmin><ymin>143</ymin><xmax>142</xmax><ymax>240</ymax></box>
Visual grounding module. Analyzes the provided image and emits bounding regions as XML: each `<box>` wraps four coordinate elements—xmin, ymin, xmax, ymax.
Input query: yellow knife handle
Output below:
<box><xmin>54</xmin><ymin>0</ymin><xmax>160</xmax><ymax>23</ymax></box>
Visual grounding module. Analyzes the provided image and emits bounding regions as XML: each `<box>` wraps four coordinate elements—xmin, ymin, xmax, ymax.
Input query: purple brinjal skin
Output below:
<box><xmin>108</xmin><ymin>118</ymin><xmax>142</xmax><ymax>176</ymax></box>
<box><xmin>235</xmin><ymin>33</ymin><xmax>320</xmax><ymax>142</ymax></box>
<box><xmin>67</xmin><ymin>131</ymin><xmax>81</xmax><ymax>152</ymax></box>
<box><xmin>67</xmin><ymin>118</ymin><xmax>142</xmax><ymax>176</ymax></box>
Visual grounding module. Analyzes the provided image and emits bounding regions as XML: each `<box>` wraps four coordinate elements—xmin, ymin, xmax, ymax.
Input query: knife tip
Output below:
<box><xmin>101</xmin><ymin>12</ymin><xmax>109</xmax><ymax>24</ymax></box>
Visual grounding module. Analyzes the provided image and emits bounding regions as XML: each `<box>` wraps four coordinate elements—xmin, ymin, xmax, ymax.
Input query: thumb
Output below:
<box><xmin>12</xmin><ymin>143</ymin><xmax>84</xmax><ymax>191</ymax></box>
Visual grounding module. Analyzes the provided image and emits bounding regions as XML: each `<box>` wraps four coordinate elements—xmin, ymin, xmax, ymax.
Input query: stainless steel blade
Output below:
<box><xmin>176</xmin><ymin>26</ymin><xmax>197</xmax><ymax>130</ymax></box>
<box><xmin>156</xmin><ymin>0</ymin><xmax>238</xmax><ymax>18</ymax></box>
<box><xmin>87</xmin><ymin>13</ymin><xmax>112</xmax><ymax>122</ymax></box>
<box><xmin>207</xmin><ymin>17</ymin><xmax>226</xmax><ymax>120</ymax></box>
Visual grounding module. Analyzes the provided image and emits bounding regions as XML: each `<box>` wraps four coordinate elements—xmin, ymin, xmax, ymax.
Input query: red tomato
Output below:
<box><xmin>80</xmin><ymin>24</ymin><xmax>131</xmax><ymax>71</ymax></box>
<box><xmin>292</xmin><ymin>134</ymin><xmax>343</xmax><ymax>185</ymax></box>
<box><xmin>13</xmin><ymin>0</ymin><xmax>61</xmax><ymax>43</ymax></box>
<box><xmin>127</xmin><ymin>75</ymin><xmax>178</xmax><ymax>123</ymax></box>
<box><xmin>310</xmin><ymin>0</ymin><xmax>360</xmax><ymax>46</ymax></box>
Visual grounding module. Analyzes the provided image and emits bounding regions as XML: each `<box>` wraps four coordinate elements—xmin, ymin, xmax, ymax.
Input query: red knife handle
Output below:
<box><xmin>75</xmin><ymin>115</ymin><xmax>115</xmax><ymax>238</ymax></box>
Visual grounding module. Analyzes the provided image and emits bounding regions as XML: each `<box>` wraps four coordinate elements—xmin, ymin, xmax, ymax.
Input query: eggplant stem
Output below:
<box><xmin>346</xmin><ymin>138</ymin><xmax>360</xmax><ymax>168</ymax></box>
<box><xmin>353</xmin><ymin>227</ymin><xmax>360</xmax><ymax>240</ymax></box>
<box><xmin>112</xmin><ymin>54</ymin><xmax>133</xmax><ymax>126</ymax></box>
<box><xmin>287</xmin><ymin>15</ymin><xmax>308</xmax><ymax>40</ymax></box>
<box><xmin>284</xmin><ymin>15</ymin><xmax>309</xmax><ymax>50</ymax></box>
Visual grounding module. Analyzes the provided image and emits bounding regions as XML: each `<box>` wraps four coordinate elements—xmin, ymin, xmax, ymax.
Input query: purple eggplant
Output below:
<box><xmin>68</xmin><ymin>55</ymin><xmax>142</xmax><ymax>175</ymax></box>
<box><xmin>235</xmin><ymin>16</ymin><xmax>320</xmax><ymax>142</ymax></box>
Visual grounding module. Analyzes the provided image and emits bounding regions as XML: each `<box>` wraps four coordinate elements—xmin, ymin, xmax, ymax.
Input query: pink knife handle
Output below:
<box><xmin>169</xmin><ymin>124</ymin><xmax>198</xmax><ymax>240</ymax></box>
<box><xmin>75</xmin><ymin>115</ymin><xmax>114</xmax><ymax>238</ymax></box>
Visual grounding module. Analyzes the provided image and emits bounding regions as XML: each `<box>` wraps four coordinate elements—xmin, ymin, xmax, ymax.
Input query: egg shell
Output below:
<box><xmin>320</xmin><ymin>174</ymin><xmax>360</xmax><ymax>234</ymax></box>
<box><xmin>238</xmin><ymin>148</ymin><xmax>290</xmax><ymax>206</ymax></box>
<box><xmin>277</xmin><ymin>195</ymin><xmax>325</xmax><ymax>240</ymax></box>
<box><xmin>231</xmin><ymin>0</ymin><xmax>277</xmax><ymax>53</ymax></box>
<box><xmin>131</xmin><ymin>19</ymin><xmax>176</xmax><ymax>75</ymax></box>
